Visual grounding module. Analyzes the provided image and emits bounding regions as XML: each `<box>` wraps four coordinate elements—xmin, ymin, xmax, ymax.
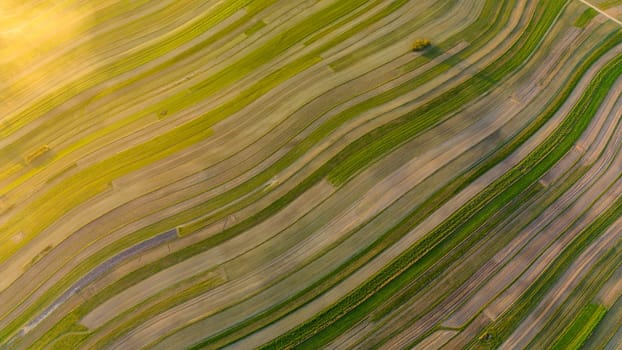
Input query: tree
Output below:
<box><xmin>412</xmin><ymin>38</ymin><xmax>431</xmax><ymax>51</ymax></box>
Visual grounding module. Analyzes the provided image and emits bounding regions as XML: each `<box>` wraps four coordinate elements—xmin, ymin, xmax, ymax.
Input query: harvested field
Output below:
<box><xmin>2</xmin><ymin>0</ymin><xmax>622</xmax><ymax>349</ymax></box>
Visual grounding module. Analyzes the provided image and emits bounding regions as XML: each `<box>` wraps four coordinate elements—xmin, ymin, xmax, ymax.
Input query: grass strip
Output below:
<box><xmin>574</xmin><ymin>8</ymin><xmax>598</xmax><ymax>28</ymax></box>
<box><xmin>0</xmin><ymin>0</ymin><xmax>259</xmax><ymax>138</ymax></box>
<box><xmin>178</xmin><ymin>0</ymin><xmax>507</xmax><ymax>235</ymax></box>
<box><xmin>260</xmin><ymin>43</ymin><xmax>622</xmax><ymax>350</ymax></box>
<box><xmin>326</xmin><ymin>0</ymin><xmax>570</xmax><ymax>185</ymax></box>
<box><xmin>41</xmin><ymin>2</ymin><xmax>608</xmax><ymax>345</ymax></box>
<box><xmin>244</xmin><ymin>20</ymin><xmax>266</xmax><ymax>36</ymax></box>
<box><xmin>27</xmin><ymin>268</ymin><xmax>225</xmax><ymax>350</ymax></box>
<box><xmin>470</xmin><ymin>194</ymin><xmax>622</xmax><ymax>349</ymax></box>
<box><xmin>1</xmin><ymin>0</ymin><xmax>411</xmax><ymax>341</ymax></box>
<box><xmin>60</xmin><ymin>21</ymin><xmax>618</xmax><ymax>350</ymax></box>
<box><xmin>0</xmin><ymin>0</ymin><xmax>379</xmax><ymax>264</ymax></box>
<box><xmin>14</xmin><ymin>0</ymin><xmax>620</xmax><ymax>344</ymax></box>
<box><xmin>583</xmin><ymin>283</ymin><xmax>622</xmax><ymax>349</ymax></box>
<box><xmin>531</xmin><ymin>245</ymin><xmax>622</xmax><ymax>349</ymax></box>
<box><xmin>0</xmin><ymin>0</ymin><xmax>278</xmax><ymax>195</ymax></box>
<box><xmin>91</xmin><ymin>271</ymin><xmax>225</xmax><ymax>349</ymax></box>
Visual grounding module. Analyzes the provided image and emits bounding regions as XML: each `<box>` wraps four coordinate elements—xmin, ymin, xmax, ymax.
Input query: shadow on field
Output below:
<box><xmin>427</xmin><ymin>45</ymin><xmax>499</xmax><ymax>86</ymax></box>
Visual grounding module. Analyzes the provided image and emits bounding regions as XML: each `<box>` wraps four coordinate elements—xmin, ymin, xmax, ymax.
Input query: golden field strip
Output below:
<box><xmin>2</xmin><ymin>0</ymin><xmax>622</xmax><ymax>349</ymax></box>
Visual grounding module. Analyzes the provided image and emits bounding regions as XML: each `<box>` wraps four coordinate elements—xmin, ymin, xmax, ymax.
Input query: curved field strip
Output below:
<box><xmin>348</xmin><ymin>52</ymin><xmax>622</xmax><ymax>350</ymax></box>
<box><xmin>3</xmin><ymin>0</ymin><xmax>478</xmax><ymax>326</ymax></box>
<box><xmin>3</xmin><ymin>0</ymin><xmax>622</xmax><ymax>349</ymax></box>
<box><xmin>205</xmin><ymin>11</ymin><xmax>620</xmax><ymax>350</ymax></box>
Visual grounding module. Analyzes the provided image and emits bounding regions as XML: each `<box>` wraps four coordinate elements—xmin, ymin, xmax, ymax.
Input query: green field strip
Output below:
<box><xmin>0</xmin><ymin>0</ymin><xmax>393</xmax><ymax>259</ymax></box>
<box><xmin>175</xmin><ymin>0</ymin><xmax>511</xmax><ymax>237</ymax></box>
<box><xmin>550</xmin><ymin>262</ymin><xmax>620</xmax><ymax>349</ymax></box>
<box><xmin>176</xmin><ymin>130</ymin><xmax>526</xmax><ymax>349</ymax></box>
<box><xmin>575</xmin><ymin>8</ymin><xmax>599</xmax><ymax>27</ymax></box>
<box><xmin>404</xmin><ymin>325</ymin><xmax>457</xmax><ymax>349</ymax></box>
<box><xmin>15</xmin><ymin>18</ymin><xmax>620</xmax><ymax>350</ymax></box>
<box><xmin>152</xmin><ymin>109</ymin><xmax>536</xmax><ymax>348</ymax></box>
<box><xmin>1</xmin><ymin>0</ymin><xmax>253</xmax><ymax>139</ymax></box>
<box><xmin>362</xmin><ymin>183</ymin><xmax>547</xmax><ymax>349</ymax></box>
<box><xmin>258</xmin><ymin>34</ymin><xmax>622</xmax><ymax>349</ymax></box>
<box><xmin>521</xmin><ymin>104</ymin><xmax>622</xmax><ymax>348</ymax></box>
<box><xmin>68</xmin><ymin>0</ymin><xmax>214</xmax><ymax>65</ymax></box>
<box><xmin>0</xmin><ymin>0</ymin><xmax>450</xmax><ymax>342</ymax></box>
<box><xmin>88</xmin><ymin>0</ymin><xmax>156</xmax><ymax>29</ymax></box>
<box><xmin>244</xmin><ymin>20</ymin><xmax>267</xmax><ymax>36</ymax></box>
<box><xmin>530</xmin><ymin>245</ymin><xmax>622</xmax><ymax>349</ymax></box>
<box><xmin>91</xmin><ymin>276</ymin><xmax>225</xmax><ymax>349</ymax></box>
<box><xmin>0</xmin><ymin>0</ymin><xmax>280</xmax><ymax>195</ymax></box>
<box><xmin>68</xmin><ymin>269</ymin><xmax>226</xmax><ymax>350</ymax></box>
<box><xmin>0</xmin><ymin>0</ymin><xmax>482</xmax><ymax>238</ymax></box>
<box><xmin>29</xmin><ymin>316</ymin><xmax>89</xmax><ymax>350</ymax></box>
<box><xmin>370</xmin><ymin>154</ymin><xmax>593</xmax><ymax>336</ymax></box>
<box><xmin>469</xmin><ymin>190</ymin><xmax>622</xmax><ymax>349</ymax></box>
<box><xmin>6</xmin><ymin>1</ymin><xmax>622</xmax><ymax>348</ymax></box>
<box><xmin>0</xmin><ymin>0</ymin><xmax>498</xmax><ymax>235</ymax></box>
<box><xmin>328</xmin><ymin>0</ymin><xmax>497</xmax><ymax>72</ymax></box>
<box><xmin>34</xmin><ymin>18</ymin><xmax>618</xmax><ymax>349</ymax></box>
<box><xmin>326</xmin><ymin>0</ymin><xmax>571</xmax><ymax>185</ymax></box>
<box><xmin>0</xmin><ymin>0</ymin><xmax>448</xmax><ymax>202</ymax></box>
<box><xmin>303</xmin><ymin>0</ymin><xmax>388</xmax><ymax>46</ymax></box>
<box><xmin>325</xmin><ymin>0</ymin><xmax>460</xmax><ymax>71</ymax></box>
<box><xmin>584</xmin><ymin>289</ymin><xmax>622</xmax><ymax>349</ymax></box>
<box><xmin>48</xmin><ymin>330</ymin><xmax>90</xmax><ymax>350</ymax></box>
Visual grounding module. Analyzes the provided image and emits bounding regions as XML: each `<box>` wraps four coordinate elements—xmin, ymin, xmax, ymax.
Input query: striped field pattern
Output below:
<box><xmin>2</xmin><ymin>0</ymin><xmax>622</xmax><ymax>349</ymax></box>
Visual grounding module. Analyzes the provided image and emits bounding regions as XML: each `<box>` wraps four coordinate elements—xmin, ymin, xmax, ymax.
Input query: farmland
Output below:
<box><xmin>2</xmin><ymin>0</ymin><xmax>622</xmax><ymax>349</ymax></box>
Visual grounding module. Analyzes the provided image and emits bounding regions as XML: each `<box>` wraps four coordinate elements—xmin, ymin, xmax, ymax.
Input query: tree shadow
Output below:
<box><xmin>424</xmin><ymin>45</ymin><xmax>499</xmax><ymax>86</ymax></box>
